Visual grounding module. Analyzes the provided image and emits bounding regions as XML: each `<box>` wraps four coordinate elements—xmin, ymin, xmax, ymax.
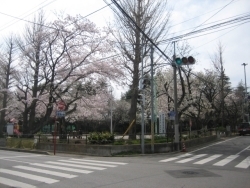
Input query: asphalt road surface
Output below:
<box><xmin>0</xmin><ymin>136</ymin><xmax>249</xmax><ymax>188</ymax></box>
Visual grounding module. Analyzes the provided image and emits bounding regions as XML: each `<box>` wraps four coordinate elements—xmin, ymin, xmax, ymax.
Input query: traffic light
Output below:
<box><xmin>137</xmin><ymin>94</ymin><xmax>144</xmax><ymax>105</ymax></box>
<box><xmin>140</xmin><ymin>77</ymin><xmax>150</xmax><ymax>90</ymax></box>
<box><xmin>175</xmin><ymin>56</ymin><xmax>195</xmax><ymax>66</ymax></box>
<box><xmin>142</xmin><ymin>78</ymin><xmax>150</xmax><ymax>89</ymax></box>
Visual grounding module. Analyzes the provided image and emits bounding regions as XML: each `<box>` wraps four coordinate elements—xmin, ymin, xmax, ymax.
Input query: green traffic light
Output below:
<box><xmin>175</xmin><ymin>57</ymin><xmax>182</xmax><ymax>65</ymax></box>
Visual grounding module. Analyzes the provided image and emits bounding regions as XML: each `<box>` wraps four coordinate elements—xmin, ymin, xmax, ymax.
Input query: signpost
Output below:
<box><xmin>159</xmin><ymin>113</ymin><xmax>166</xmax><ymax>135</ymax></box>
<box><xmin>169</xmin><ymin>111</ymin><xmax>175</xmax><ymax>120</ymax></box>
<box><xmin>54</xmin><ymin>100</ymin><xmax>66</xmax><ymax>155</ymax></box>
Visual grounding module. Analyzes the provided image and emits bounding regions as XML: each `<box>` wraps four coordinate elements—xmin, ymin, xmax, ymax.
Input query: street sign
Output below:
<box><xmin>56</xmin><ymin>111</ymin><xmax>65</xmax><ymax>118</ymax></box>
<box><xmin>169</xmin><ymin>111</ymin><xmax>175</xmax><ymax>120</ymax></box>
<box><xmin>159</xmin><ymin>113</ymin><xmax>166</xmax><ymax>134</ymax></box>
<box><xmin>57</xmin><ymin>100</ymin><xmax>66</xmax><ymax>111</ymax></box>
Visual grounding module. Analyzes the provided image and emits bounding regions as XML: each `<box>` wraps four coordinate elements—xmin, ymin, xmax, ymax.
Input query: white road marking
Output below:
<box><xmin>0</xmin><ymin>168</ymin><xmax>58</xmax><ymax>184</ymax></box>
<box><xmin>30</xmin><ymin>163</ymin><xmax>93</xmax><ymax>174</ymax></box>
<box><xmin>235</xmin><ymin>156</ymin><xmax>250</xmax><ymax>169</ymax></box>
<box><xmin>69</xmin><ymin>159</ymin><xmax>128</xmax><ymax>165</ymax></box>
<box><xmin>236</xmin><ymin>145</ymin><xmax>250</xmax><ymax>155</ymax></box>
<box><xmin>194</xmin><ymin>154</ymin><xmax>222</xmax><ymax>164</ymax></box>
<box><xmin>47</xmin><ymin>161</ymin><xmax>106</xmax><ymax>170</ymax></box>
<box><xmin>0</xmin><ymin>177</ymin><xmax>36</xmax><ymax>188</ymax></box>
<box><xmin>176</xmin><ymin>154</ymin><xmax>207</xmax><ymax>163</ymax></box>
<box><xmin>1</xmin><ymin>158</ymin><xmax>31</xmax><ymax>164</ymax></box>
<box><xmin>159</xmin><ymin>153</ymin><xmax>192</xmax><ymax>162</ymax></box>
<box><xmin>189</xmin><ymin>137</ymin><xmax>239</xmax><ymax>153</ymax></box>
<box><xmin>14</xmin><ymin>165</ymin><xmax>77</xmax><ymax>178</ymax></box>
<box><xmin>0</xmin><ymin>154</ymin><xmax>43</xmax><ymax>160</ymax></box>
<box><xmin>213</xmin><ymin>155</ymin><xmax>239</xmax><ymax>166</ymax></box>
<box><xmin>68</xmin><ymin>159</ymin><xmax>117</xmax><ymax>167</ymax></box>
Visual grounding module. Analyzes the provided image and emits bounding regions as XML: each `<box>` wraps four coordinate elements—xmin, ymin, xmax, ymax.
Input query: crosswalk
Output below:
<box><xmin>0</xmin><ymin>158</ymin><xmax>127</xmax><ymax>188</ymax></box>
<box><xmin>159</xmin><ymin>153</ymin><xmax>250</xmax><ymax>169</ymax></box>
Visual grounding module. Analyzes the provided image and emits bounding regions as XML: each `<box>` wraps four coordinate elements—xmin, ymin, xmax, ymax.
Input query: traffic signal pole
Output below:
<box><xmin>150</xmin><ymin>45</ymin><xmax>155</xmax><ymax>153</ymax></box>
<box><xmin>141</xmin><ymin>46</ymin><xmax>145</xmax><ymax>154</ymax></box>
<box><xmin>173</xmin><ymin>41</ymin><xmax>180</xmax><ymax>151</ymax></box>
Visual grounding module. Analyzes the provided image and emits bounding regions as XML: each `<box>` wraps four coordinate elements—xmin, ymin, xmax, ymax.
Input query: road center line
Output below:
<box><xmin>188</xmin><ymin>137</ymin><xmax>239</xmax><ymax>153</ymax></box>
<box><xmin>236</xmin><ymin>145</ymin><xmax>250</xmax><ymax>155</ymax></box>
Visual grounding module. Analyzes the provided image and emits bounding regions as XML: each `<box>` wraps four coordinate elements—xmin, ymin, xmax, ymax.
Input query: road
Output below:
<box><xmin>0</xmin><ymin>136</ymin><xmax>249</xmax><ymax>188</ymax></box>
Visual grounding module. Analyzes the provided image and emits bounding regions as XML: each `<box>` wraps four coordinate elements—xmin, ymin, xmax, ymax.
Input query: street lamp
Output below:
<box><xmin>242</xmin><ymin>63</ymin><xmax>248</xmax><ymax>122</ymax></box>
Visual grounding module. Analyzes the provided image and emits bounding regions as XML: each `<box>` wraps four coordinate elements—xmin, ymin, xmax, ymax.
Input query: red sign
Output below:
<box><xmin>57</xmin><ymin>101</ymin><xmax>66</xmax><ymax>111</ymax></box>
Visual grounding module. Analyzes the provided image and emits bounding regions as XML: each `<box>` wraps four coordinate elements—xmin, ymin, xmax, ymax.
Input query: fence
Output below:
<box><xmin>3</xmin><ymin>127</ymin><xmax>236</xmax><ymax>150</ymax></box>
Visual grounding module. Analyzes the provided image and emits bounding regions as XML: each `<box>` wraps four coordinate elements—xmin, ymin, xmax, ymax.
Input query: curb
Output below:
<box><xmin>0</xmin><ymin>147</ymin><xmax>50</xmax><ymax>155</ymax></box>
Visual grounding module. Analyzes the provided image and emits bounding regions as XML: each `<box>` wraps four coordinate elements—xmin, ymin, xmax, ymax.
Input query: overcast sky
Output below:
<box><xmin>0</xmin><ymin>0</ymin><xmax>249</xmax><ymax>97</ymax></box>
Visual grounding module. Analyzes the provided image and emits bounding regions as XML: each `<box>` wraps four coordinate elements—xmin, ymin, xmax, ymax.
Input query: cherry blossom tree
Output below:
<box><xmin>15</xmin><ymin>12</ymin><xmax>124</xmax><ymax>134</ymax></box>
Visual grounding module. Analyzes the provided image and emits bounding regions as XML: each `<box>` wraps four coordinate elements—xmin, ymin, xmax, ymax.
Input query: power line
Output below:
<box><xmin>193</xmin><ymin>23</ymin><xmax>243</xmax><ymax>49</ymax></box>
<box><xmin>191</xmin><ymin>0</ymin><xmax>235</xmax><ymax>32</ymax></box>
<box><xmin>0</xmin><ymin>3</ymin><xmax>112</xmax><ymax>34</ymax></box>
<box><xmin>106</xmin><ymin>0</ymin><xmax>173</xmax><ymax>63</ymax></box>
<box><xmin>179</xmin><ymin>21</ymin><xmax>249</xmax><ymax>41</ymax></box>
<box><xmin>0</xmin><ymin>0</ymin><xmax>57</xmax><ymax>32</ymax></box>
<box><xmin>158</xmin><ymin>14</ymin><xmax>250</xmax><ymax>44</ymax></box>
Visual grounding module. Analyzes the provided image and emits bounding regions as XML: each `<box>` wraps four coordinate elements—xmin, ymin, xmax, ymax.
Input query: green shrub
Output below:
<box><xmin>7</xmin><ymin>137</ymin><xmax>34</xmax><ymax>149</ymax></box>
<box><xmin>113</xmin><ymin>138</ymin><xmax>125</xmax><ymax>145</ymax></box>
<box><xmin>216</xmin><ymin>126</ymin><xmax>226</xmax><ymax>132</ymax></box>
<box><xmin>88</xmin><ymin>132</ymin><xmax>114</xmax><ymax>144</ymax></box>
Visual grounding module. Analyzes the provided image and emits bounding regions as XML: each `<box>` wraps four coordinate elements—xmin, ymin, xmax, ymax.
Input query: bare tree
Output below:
<box><xmin>210</xmin><ymin>41</ymin><xmax>231</xmax><ymax>127</ymax></box>
<box><xmin>111</xmin><ymin>0</ymin><xmax>171</xmax><ymax>138</ymax></box>
<box><xmin>0</xmin><ymin>35</ymin><xmax>18</xmax><ymax>136</ymax></box>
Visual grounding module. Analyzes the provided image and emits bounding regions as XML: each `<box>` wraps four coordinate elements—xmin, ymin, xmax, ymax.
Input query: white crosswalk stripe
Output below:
<box><xmin>30</xmin><ymin>163</ymin><xmax>93</xmax><ymax>174</ymax></box>
<box><xmin>14</xmin><ymin>165</ymin><xmax>78</xmax><ymax>178</ymax></box>
<box><xmin>194</xmin><ymin>154</ymin><xmax>222</xmax><ymax>164</ymax></box>
<box><xmin>159</xmin><ymin>153</ymin><xmax>250</xmax><ymax>169</ymax></box>
<box><xmin>69</xmin><ymin>159</ymin><xmax>128</xmax><ymax>165</ymax></box>
<box><xmin>159</xmin><ymin>153</ymin><xmax>192</xmax><ymax>162</ymax></box>
<box><xmin>0</xmin><ymin>158</ymin><xmax>127</xmax><ymax>188</ymax></box>
<box><xmin>213</xmin><ymin>155</ymin><xmax>239</xmax><ymax>166</ymax></box>
<box><xmin>0</xmin><ymin>168</ymin><xmax>59</xmax><ymax>184</ymax></box>
<box><xmin>67</xmin><ymin>159</ymin><xmax>118</xmax><ymax>167</ymax></box>
<box><xmin>46</xmin><ymin>161</ymin><xmax>106</xmax><ymax>170</ymax></box>
<box><xmin>176</xmin><ymin>154</ymin><xmax>207</xmax><ymax>163</ymax></box>
<box><xmin>0</xmin><ymin>177</ymin><xmax>37</xmax><ymax>188</ymax></box>
<box><xmin>235</xmin><ymin>156</ymin><xmax>250</xmax><ymax>169</ymax></box>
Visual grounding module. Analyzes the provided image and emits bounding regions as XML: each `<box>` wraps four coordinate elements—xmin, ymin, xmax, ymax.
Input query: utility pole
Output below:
<box><xmin>150</xmin><ymin>45</ymin><xmax>154</xmax><ymax>153</ymax></box>
<box><xmin>110</xmin><ymin>87</ymin><xmax>113</xmax><ymax>133</ymax></box>
<box><xmin>242</xmin><ymin>63</ymin><xmax>248</xmax><ymax>122</ymax></box>
<box><xmin>173</xmin><ymin>41</ymin><xmax>179</xmax><ymax>151</ymax></box>
<box><xmin>140</xmin><ymin>45</ymin><xmax>145</xmax><ymax>154</ymax></box>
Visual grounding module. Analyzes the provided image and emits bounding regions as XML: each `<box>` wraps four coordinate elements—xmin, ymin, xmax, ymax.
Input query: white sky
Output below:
<box><xmin>0</xmin><ymin>0</ymin><xmax>249</xmax><ymax>98</ymax></box>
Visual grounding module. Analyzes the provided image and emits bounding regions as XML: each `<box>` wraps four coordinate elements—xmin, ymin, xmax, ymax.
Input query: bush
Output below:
<box><xmin>88</xmin><ymin>132</ymin><xmax>114</xmax><ymax>144</ymax></box>
<box><xmin>216</xmin><ymin>126</ymin><xmax>226</xmax><ymax>132</ymax></box>
<box><xmin>6</xmin><ymin>137</ymin><xmax>34</xmax><ymax>149</ymax></box>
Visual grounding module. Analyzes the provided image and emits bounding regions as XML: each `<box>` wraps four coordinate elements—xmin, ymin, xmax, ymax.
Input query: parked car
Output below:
<box><xmin>238</xmin><ymin>122</ymin><xmax>250</xmax><ymax>136</ymax></box>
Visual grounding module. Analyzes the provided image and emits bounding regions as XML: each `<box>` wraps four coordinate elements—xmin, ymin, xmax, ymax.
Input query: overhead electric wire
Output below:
<box><xmin>158</xmin><ymin>13</ymin><xmax>250</xmax><ymax>44</ymax></box>
<box><xmin>106</xmin><ymin>0</ymin><xmax>173</xmax><ymax>64</ymax></box>
<box><xmin>0</xmin><ymin>0</ymin><xmax>248</xmax><ymax>70</ymax></box>
<box><xmin>0</xmin><ymin>3</ymin><xmax>112</xmax><ymax>34</ymax></box>
<box><xmin>194</xmin><ymin>23</ymin><xmax>243</xmax><ymax>49</ymax></box>
<box><xmin>190</xmin><ymin>0</ymin><xmax>235</xmax><ymax>32</ymax></box>
<box><xmin>177</xmin><ymin>21</ymin><xmax>249</xmax><ymax>41</ymax></box>
<box><xmin>169</xmin><ymin>0</ymin><xmax>240</xmax><ymax>29</ymax></box>
<box><xmin>4</xmin><ymin>3</ymin><xmax>113</xmax><ymax>53</ymax></box>
<box><xmin>0</xmin><ymin>0</ymin><xmax>57</xmax><ymax>32</ymax></box>
<box><xmin>166</xmin><ymin>11</ymin><xmax>250</xmax><ymax>37</ymax></box>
